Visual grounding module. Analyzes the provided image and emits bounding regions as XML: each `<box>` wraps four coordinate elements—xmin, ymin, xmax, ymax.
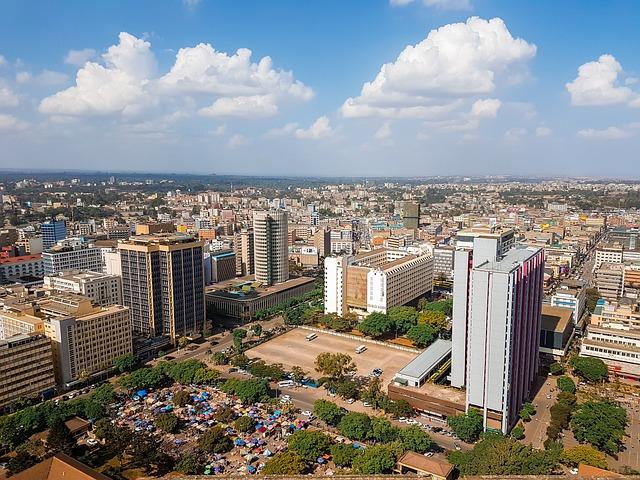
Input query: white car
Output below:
<box><xmin>346</xmin><ymin>398</ymin><xmax>355</xmax><ymax>404</ymax></box>
<box><xmin>86</xmin><ymin>438</ymin><xmax>98</xmax><ymax>446</ymax></box>
<box><xmin>301</xmin><ymin>410</ymin><xmax>313</xmax><ymax>417</ymax></box>
<box><xmin>362</xmin><ymin>401</ymin><xmax>372</xmax><ymax>408</ymax></box>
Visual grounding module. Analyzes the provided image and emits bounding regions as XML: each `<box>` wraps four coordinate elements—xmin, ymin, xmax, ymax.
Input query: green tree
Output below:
<box><xmin>113</xmin><ymin>353</ymin><xmax>136</xmax><ymax>373</ymax></box>
<box><xmin>385</xmin><ymin>399</ymin><xmax>414</xmax><ymax>418</ymax></box>
<box><xmin>336</xmin><ymin>379</ymin><xmax>359</xmax><ymax>400</ymax></box>
<box><xmin>585</xmin><ymin>288</ymin><xmax>600</xmax><ymax>314</ymax></box>
<box><xmin>321</xmin><ymin>314</ymin><xmax>353</xmax><ymax>332</ymax></box>
<box><xmin>290</xmin><ymin>365</ymin><xmax>307</xmax><ymax>383</ymax></box>
<box><xmin>220</xmin><ymin>378</ymin><xmax>271</xmax><ymax>404</ymax></box>
<box><xmin>388</xmin><ymin>306</ymin><xmax>418</xmax><ymax>334</ymax></box>
<box><xmin>370</xmin><ymin>417</ymin><xmax>401</xmax><ymax>443</ymax></box>
<box><xmin>511</xmin><ymin>426</ymin><xmax>525</xmax><ymax>440</ymax></box>
<box><xmin>251</xmin><ymin>323</ymin><xmax>262</xmax><ymax>337</ymax></box>
<box><xmin>406</xmin><ymin>323</ymin><xmax>438</xmax><ymax>347</ymax></box>
<box><xmin>90</xmin><ymin>383</ymin><xmax>116</xmax><ymax>406</ymax></box>
<box><xmin>331</xmin><ymin>443</ymin><xmax>360</xmax><ymax>467</ymax></box>
<box><xmin>6</xmin><ymin>451</ymin><xmax>38</xmax><ymax>475</ymax></box>
<box><xmin>313</xmin><ymin>399</ymin><xmax>345</xmax><ymax>426</ymax></box>
<box><xmin>570</xmin><ymin>401</ymin><xmax>627</xmax><ymax>455</ymax></box>
<box><xmin>288</xmin><ymin>430</ymin><xmax>332</xmax><ymax>461</ymax></box>
<box><xmin>155</xmin><ymin>413</ymin><xmax>179</xmax><ymax>433</ymax></box>
<box><xmin>557</xmin><ymin>375</ymin><xmax>576</xmax><ymax>394</ymax></box>
<box><xmin>357</xmin><ymin>312</ymin><xmax>394</xmax><ymax>338</ymax></box>
<box><xmin>315</xmin><ymin>352</ymin><xmax>356</xmax><ymax>379</ymax></box>
<box><xmin>233</xmin><ymin>328</ymin><xmax>247</xmax><ymax>351</ymax></box>
<box><xmin>198</xmin><ymin>426</ymin><xmax>233</xmax><ymax>453</ymax></box>
<box><xmin>177</xmin><ymin>336</ymin><xmax>189</xmax><ymax>349</ymax></box>
<box><xmin>448</xmin><ymin>409</ymin><xmax>483</xmax><ymax>443</ymax></box>
<box><xmin>118</xmin><ymin>367</ymin><xmax>165</xmax><ymax>390</ymax></box>
<box><xmin>193</xmin><ymin>367</ymin><xmax>220</xmax><ymax>385</ymax></box>
<box><xmin>352</xmin><ymin>444</ymin><xmax>397</xmax><ymax>474</ymax></box>
<box><xmin>562</xmin><ymin>445</ymin><xmax>608</xmax><ymax>469</ymax></box>
<box><xmin>175</xmin><ymin>454</ymin><xmax>202</xmax><ymax>474</ymax></box>
<box><xmin>248</xmin><ymin>360</ymin><xmax>285</xmax><ymax>380</ymax></box>
<box><xmin>339</xmin><ymin>412</ymin><xmax>372</xmax><ymax>441</ymax></box>
<box><xmin>571</xmin><ymin>357</ymin><xmax>608</xmax><ymax>382</ymax></box>
<box><xmin>399</xmin><ymin>425</ymin><xmax>434</xmax><ymax>453</ymax></box>
<box><xmin>172</xmin><ymin>390</ymin><xmax>192</xmax><ymax>407</ymax></box>
<box><xmin>213</xmin><ymin>406</ymin><xmax>236</xmax><ymax>423</ymax></box>
<box><xmin>234</xmin><ymin>416</ymin><xmax>256</xmax><ymax>433</ymax></box>
<box><xmin>417</xmin><ymin>310</ymin><xmax>448</xmax><ymax>331</ymax></box>
<box><xmin>46</xmin><ymin>419</ymin><xmax>75</xmax><ymax>453</ymax></box>
<box><xmin>424</xmin><ymin>299</ymin><xmax>453</xmax><ymax>316</ymax></box>
<box><xmin>262</xmin><ymin>451</ymin><xmax>306</xmax><ymax>475</ymax></box>
<box><xmin>519</xmin><ymin>402</ymin><xmax>537</xmax><ymax>422</ymax></box>
<box><xmin>211</xmin><ymin>351</ymin><xmax>228</xmax><ymax>365</ymax></box>
<box><xmin>549</xmin><ymin>362</ymin><xmax>565</xmax><ymax>375</ymax></box>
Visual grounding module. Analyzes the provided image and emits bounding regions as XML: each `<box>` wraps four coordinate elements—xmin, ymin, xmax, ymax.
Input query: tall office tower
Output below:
<box><xmin>401</xmin><ymin>201</ymin><xmax>420</xmax><ymax>229</ymax></box>
<box><xmin>253</xmin><ymin>210</ymin><xmax>289</xmax><ymax>286</ymax></box>
<box><xmin>41</xmin><ymin>220</ymin><xmax>67</xmax><ymax>250</ymax></box>
<box><xmin>233</xmin><ymin>229</ymin><xmax>255</xmax><ymax>276</ymax></box>
<box><xmin>451</xmin><ymin>238</ymin><xmax>544</xmax><ymax>433</ymax></box>
<box><xmin>118</xmin><ymin>234</ymin><xmax>206</xmax><ymax>341</ymax></box>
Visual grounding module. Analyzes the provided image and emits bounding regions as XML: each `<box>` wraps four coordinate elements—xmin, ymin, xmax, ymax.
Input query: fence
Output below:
<box><xmin>298</xmin><ymin>325</ymin><xmax>420</xmax><ymax>353</ymax></box>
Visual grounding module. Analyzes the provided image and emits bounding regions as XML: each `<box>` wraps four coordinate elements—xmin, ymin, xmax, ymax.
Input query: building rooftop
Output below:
<box><xmin>397</xmin><ymin>451</ymin><xmax>453</xmax><ymax>478</ymax></box>
<box><xmin>397</xmin><ymin>339</ymin><xmax>452</xmax><ymax>380</ymax></box>
<box><xmin>475</xmin><ymin>245</ymin><xmax>541</xmax><ymax>273</ymax></box>
<box><xmin>11</xmin><ymin>453</ymin><xmax>110</xmax><ymax>480</ymax></box>
<box><xmin>0</xmin><ymin>254</ymin><xmax>42</xmax><ymax>265</ymax></box>
<box><xmin>206</xmin><ymin>276</ymin><xmax>315</xmax><ymax>301</ymax></box>
<box><xmin>541</xmin><ymin>305</ymin><xmax>574</xmax><ymax>332</ymax></box>
<box><xmin>120</xmin><ymin>232</ymin><xmax>199</xmax><ymax>245</ymax></box>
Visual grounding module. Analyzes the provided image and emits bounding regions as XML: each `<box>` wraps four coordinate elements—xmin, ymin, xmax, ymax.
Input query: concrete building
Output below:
<box><xmin>402</xmin><ymin>201</ymin><xmax>420</xmax><ymax>229</ymax></box>
<box><xmin>40</xmin><ymin>295</ymin><xmax>132</xmax><ymax>387</ymax></box>
<box><xmin>118</xmin><ymin>233</ymin><xmax>206</xmax><ymax>341</ymax></box>
<box><xmin>44</xmin><ymin>271</ymin><xmax>122</xmax><ymax>306</ymax></box>
<box><xmin>451</xmin><ymin>238</ymin><xmax>544</xmax><ymax>433</ymax></box>
<box><xmin>454</xmin><ymin>226</ymin><xmax>516</xmax><ymax>254</ymax></box>
<box><xmin>233</xmin><ymin>229</ymin><xmax>254</xmax><ymax>276</ymax></box>
<box><xmin>42</xmin><ymin>239</ymin><xmax>104</xmax><ymax>275</ymax></box>
<box><xmin>0</xmin><ymin>333</ymin><xmax>55</xmax><ymax>408</ymax></box>
<box><xmin>591</xmin><ymin>301</ymin><xmax>640</xmax><ymax>329</ymax></box>
<box><xmin>539</xmin><ymin>305</ymin><xmax>575</xmax><ymax>357</ymax></box>
<box><xmin>0</xmin><ymin>308</ymin><xmax>45</xmax><ymax>339</ymax></box>
<box><xmin>595</xmin><ymin>263</ymin><xmax>625</xmax><ymax>302</ymax></box>
<box><xmin>433</xmin><ymin>245</ymin><xmax>455</xmax><ymax>281</ymax></box>
<box><xmin>595</xmin><ymin>243</ymin><xmax>624</xmax><ymax>270</ymax></box>
<box><xmin>209</xmin><ymin>249</ymin><xmax>236</xmax><ymax>284</ymax></box>
<box><xmin>550</xmin><ymin>279</ymin><xmax>586</xmax><ymax>325</ymax></box>
<box><xmin>253</xmin><ymin>210</ymin><xmax>289</xmax><ymax>286</ymax></box>
<box><xmin>41</xmin><ymin>220</ymin><xmax>67</xmax><ymax>250</ymax></box>
<box><xmin>324</xmin><ymin>248</ymin><xmax>433</xmax><ymax>316</ymax></box>
<box><xmin>0</xmin><ymin>254</ymin><xmax>44</xmax><ymax>284</ymax></box>
<box><xmin>581</xmin><ymin>322</ymin><xmax>640</xmax><ymax>383</ymax></box>
<box><xmin>15</xmin><ymin>236</ymin><xmax>43</xmax><ymax>254</ymax></box>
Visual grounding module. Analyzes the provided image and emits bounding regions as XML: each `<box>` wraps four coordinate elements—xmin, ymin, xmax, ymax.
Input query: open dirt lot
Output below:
<box><xmin>247</xmin><ymin>328</ymin><xmax>418</xmax><ymax>387</ymax></box>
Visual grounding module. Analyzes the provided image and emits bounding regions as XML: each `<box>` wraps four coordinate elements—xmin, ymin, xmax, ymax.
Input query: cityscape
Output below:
<box><xmin>1</xmin><ymin>1</ymin><xmax>640</xmax><ymax>480</ymax></box>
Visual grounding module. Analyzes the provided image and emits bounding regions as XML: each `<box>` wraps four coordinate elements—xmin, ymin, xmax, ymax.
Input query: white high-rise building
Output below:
<box><xmin>452</xmin><ymin>238</ymin><xmax>544</xmax><ymax>433</ymax></box>
<box><xmin>253</xmin><ymin>210</ymin><xmax>289</xmax><ymax>286</ymax></box>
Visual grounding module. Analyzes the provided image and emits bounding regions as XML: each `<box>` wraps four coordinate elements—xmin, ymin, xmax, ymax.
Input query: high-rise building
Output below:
<box><xmin>451</xmin><ymin>238</ymin><xmax>544</xmax><ymax>433</ymax></box>
<box><xmin>233</xmin><ymin>229</ymin><xmax>254</xmax><ymax>276</ymax></box>
<box><xmin>401</xmin><ymin>202</ymin><xmax>420</xmax><ymax>229</ymax></box>
<box><xmin>0</xmin><ymin>333</ymin><xmax>55</xmax><ymax>408</ymax></box>
<box><xmin>41</xmin><ymin>220</ymin><xmax>67</xmax><ymax>250</ymax></box>
<box><xmin>253</xmin><ymin>210</ymin><xmax>289</xmax><ymax>286</ymax></box>
<box><xmin>118</xmin><ymin>234</ymin><xmax>206</xmax><ymax>340</ymax></box>
<box><xmin>42</xmin><ymin>238</ymin><xmax>104</xmax><ymax>275</ymax></box>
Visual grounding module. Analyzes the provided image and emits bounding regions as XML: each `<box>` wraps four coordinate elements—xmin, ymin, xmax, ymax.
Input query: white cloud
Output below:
<box><xmin>470</xmin><ymin>98</ymin><xmax>501</xmax><ymax>118</ymax></box>
<box><xmin>198</xmin><ymin>94</ymin><xmax>278</xmax><ymax>118</ymax></box>
<box><xmin>0</xmin><ymin>113</ymin><xmax>28</xmax><ymax>132</ymax></box>
<box><xmin>374</xmin><ymin>122</ymin><xmax>392</xmax><ymax>140</ymax></box>
<box><xmin>228</xmin><ymin>133</ymin><xmax>248</xmax><ymax>148</ymax></box>
<box><xmin>504</xmin><ymin>127</ymin><xmax>527</xmax><ymax>142</ymax></box>
<box><xmin>64</xmin><ymin>48</ymin><xmax>97</xmax><ymax>66</ymax></box>
<box><xmin>212</xmin><ymin>124</ymin><xmax>226</xmax><ymax>136</ymax></box>
<box><xmin>0</xmin><ymin>87</ymin><xmax>19</xmax><ymax>108</ymax></box>
<box><xmin>535</xmin><ymin>126</ymin><xmax>552</xmax><ymax>136</ymax></box>
<box><xmin>566</xmin><ymin>54</ymin><xmax>638</xmax><ymax>107</ymax></box>
<box><xmin>341</xmin><ymin>17</ymin><xmax>535</xmax><ymax>119</ymax></box>
<box><xmin>264</xmin><ymin>122</ymin><xmax>298</xmax><ymax>138</ymax></box>
<box><xmin>16</xmin><ymin>71</ymin><xmax>31</xmax><ymax>84</ymax></box>
<box><xmin>16</xmin><ymin>70</ymin><xmax>68</xmax><ymax>85</ymax></box>
<box><xmin>183</xmin><ymin>0</ymin><xmax>201</xmax><ymax>8</ymax></box>
<box><xmin>390</xmin><ymin>0</ymin><xmax>471</xmax><ymax>9</ymax></box>
<box><xmin>295</xmin><ymin>116</ymin><xmax>334</xmax><ymax>140</ymax></box>
<box><xmin>577</xmin><ymin>126</ymin><xmax>634</xmax><ymax>140</ymax></box>
<box><xmin>40</xmin><ymin>32</ymin><xmax>157</xmax><ymax>116</ymax></box>
<box><xmin>0</xmin><ymin>55</ymin><xmax>6</xmax><ymax>67</ymax></box>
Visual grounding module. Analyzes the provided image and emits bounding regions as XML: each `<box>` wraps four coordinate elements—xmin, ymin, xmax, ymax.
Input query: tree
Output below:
<box><xmin>233</xmin><ymin>328</ymin><xmax>247</xmax><ymax>351</ymax></box>
<box><xmin>361</xmin><ymin>377</ymin><xmax>386</xmax><ymax>409</ymax></box>
<box><xmin>321</xmin><ymin>314</ymin><xmax>353</xmax><ymax>332</ymax></box>
<box><xmin>571</xmin><ymin>357</ymin><xmax>608</xmax><ymax>383</ymax></box>
<box><xmin>248</xmin><ymin>360</ymin><xmax>285</xmax><ymax>380</ymax></box>
<box><xmin>175</xmin><ymin>454</ymin><xmax>202</xmax><ymax>474</ymax></box>
<box><xmin>448</xmin><ymin>409</ymin><xmax>483</xmax><ymax>443</ymax></box>
<box><xmin>557</xmin><ymin>392</ymin><xmax>577</xmax><ymax>406</ymax></box>
<box><xmin>417</xmin><ymin>310</ymin><xmax>448</xmax><ymax>331</ymax></box>
<box><xmin>386</xmin><ymin>399</ymin><xmax>414</xmax><ymax>418</ymax></box>
<box><xmin>388</xmin><ymin>306</ymin><xmax>418</xmax><ymax>334</ymax></box>
<box><xmin>585</xmin><ymin>288</ymin><xmax>600</xmax><ymax>314</ymax></box>
<box><xmin>262</xmin><ymin>451</ymin><xmax>306</xmax><ymax>475</ymax></box>
<box><xmin>400</xmin><ymin>425</ymin><xmax>434</xmax><ymax>453</ymax></box>
<box><xmin>557</xmin><ymin>376</ymin><xmax>576</xmax><ymax>394</ymax></box>
<box><xmin>193</xmin><ymin>367</ymin><xmax>220</xmax><ymax>384</ymax></box>
<box><xmin>511</xmin><ymin>426</ymin><xmax>525</xmax><ymax>440</ymax></box>
<box><xmin>214</xmin><ymin>406</ymin><xmax>236</xmax><ymax>423</ymax></box>
<box><xmin>570</xmin><ymin>401</ymin><xmax>627</xmax><ymax>455</ymax></box>
<box><xmin>519</xmin><ymin>402</ymin><xmax>537</xmax><ymax>422</ymax></box>
<box><xmin>336</xmin><ymin>379</ymin><xmax>359</xmax><ymax>400</ymax></box>
<box><xmin>251</xmin><ymin>323</ymin><xmax>262</xmax><ymax>337</ymax></box>
<box><xmin>288</xmin><ymin>430</ymin><xmax>331</xmax><ymax>461</ymax></box>
<box><xmin>313</xmin><ymin>399</ymin><xmax>345</xmax><ymax>426</ymax></box>
<box><xmin>448</xmin><ymin>432</ymin><xmax>559</xmax><ymax>475</ymax></box>
<box><xmin>220</xmin><ymin>378</ymin><xmax>270</xmax><ymax>404</ymax></box>
<box><xmin>91</xmin><ymin>383</ymin><xmax>116</xmax><ymax>406</ymax></box>
<box><xmin>177</xmin><ymin>336</ymin><xmax>189</xmax><ymax>349</ymax></box>
<box><xmin>118</xmin><ymin>367</ymin><xmax>164</xmax><ymax>390</ymax></box>
<box><xmin>549</xmin><ymin>362</ymin><xmax>565</xmax><ymax>375</ymax></box>
<box><xmin>352</xmin><ymin>444</ymin><xmax>397</xmax><ymax>474</ymax></box>
<box><xmin>113</xmin><ymin>353</ymin><xmax>136</xmax><ymax>373</ymax></box>
<box><xmin>234</xmin><ymin>416</ymin><xmax>256</xmax><ymax>433</ymax></box>
<box><xmin>290</xmin><ymin>365</ymin><xmax>307</xmax><ymax>383</ymax></box>
<box><xmin>315</xmin><ymin>352</ymin><xmax>356</xmax><ymax>379</ymax></box>
<box><xmin>6</xmin><ymin>451</ymin><xmax>38</xmax><ymax>475</ymax></box>
<box><xmin>370</xmin><ymin>417</ymin><xmax>401</xmax><ymax>443</ymax></box>
<box><xmin>424</xmin><ymin>299</ymin><xmax>453</xmax><ymax>316</ymax></box>
<box><xmin>173</xmin><ymin>390</ymin><xmax>192</xmax><ymax>407</ymax></box>
<box><xmin>339</xmin><ymin>412</ymin><xmax>372</xmax><ymax>441</ymax></box>
<box><xmin>331</xmin><ymin>443</ymin><xmax>360</xmax><ymax>467</ymax></box>
<box><xmin>47</xmin><ymin>419</ymin><xmax>75</xmax><ymax>453</ymax></box>
<box><xmin>211</xmin><ymin>351</ymin><xmax>228</xmax><ymax>365</ymax></box>
<box><xmin>357</xmin><ymin>312</ymin><xmax>394</xmax><ymax>338</ymax></box>
<box><xmin>406</xmin><ymin>324</ymin><xmax>438</xmax><ymax>348</ymax></box>
<box><xmin>562</xmin><ymin>445</ymin><xmax>608</xmax><ymax>469</ymax></box>
<box><xmin>198</xmin><ymin>426</ymin><xmax>233</xmax><ymax>453</ymax></box>
<box><xmin>155</xmin><ymin>413</ymin><xmax>179</xmax><ymax>433</ymax></box>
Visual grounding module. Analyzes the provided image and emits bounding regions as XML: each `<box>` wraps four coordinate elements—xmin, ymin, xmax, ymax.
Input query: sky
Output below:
<box><xmin>0</xmin><ymin>0</ymin><xmax>639</xmax><ymax>177</ymax></box>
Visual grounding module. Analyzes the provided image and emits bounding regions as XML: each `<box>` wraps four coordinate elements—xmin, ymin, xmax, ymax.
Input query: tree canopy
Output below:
<box><xmin>570</xmin><ymin>357</ymin><xmax>608</xmax><ymax>382</ymax></box>
<box><xmin>313</xmin><ymin>399</ymin><xmax>345</xmax><ymax>426</ymax></box>
<box><xmin>448</xmin><ymin>409</ymin><xmax>483</xmax><ymax>443</ymax></box>
<box><xmin>287</xmin><ymin>430</ymin><xmax>332</xmax><ymax>461</ymax></box>
<box><xmin>315</xmin><ymin>352</ymin><xmax>356</xmax><ymax>379</ymax></box>
<box><xmin>406</xmin><ymin>323</ymin><xmax>438</xmax><ymax>348</ymax></box>
<box><xmin>357</xmin><ymin>312</ymin><xmax>395</xmax><ymax>338</ymax></box>
<box><xmin>570</xmin><ymin>401</ymin><xmax>627</xmax><ymax>455</ymax></box>
<box><xmin>262</xmin><ymin>451</ymin><xmax>306</xmax><ymax>475</ymax></box>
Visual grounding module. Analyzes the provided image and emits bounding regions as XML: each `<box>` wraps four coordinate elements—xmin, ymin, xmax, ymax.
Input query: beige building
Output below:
<box><xmin>0</xmin><ymin>333</ymin><xmax>55</xmax><ymax>408</ymax></box>
<box><xmin>233</xmin><ymin>229</ymin><xmax>254</xmax><ymax>276</ymax></box>
<box><xmin>44</xmin><ymin>270</ymin><xmax>122</xmax><ymax>306</ymax></box>
<box><xmin>0</xmin><ymin>307</ymin><xmax>45</xmax><ymax>339</ymax></box>
<box><xmin>595</xmin><ymin>263</ymin><xmax>625</xmax><ymax>301</ymax></box>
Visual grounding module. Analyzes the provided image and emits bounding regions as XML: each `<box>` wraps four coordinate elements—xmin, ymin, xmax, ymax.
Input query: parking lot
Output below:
<box><xmin>247</xmin><ymin>328</ymin><xmax>418</xmax><ymax>387</ymax></box>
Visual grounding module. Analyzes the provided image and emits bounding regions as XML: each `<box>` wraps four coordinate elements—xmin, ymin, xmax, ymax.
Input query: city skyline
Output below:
<box><xmin>1</xmin><ymin>0</ymin><xmax>640</xmax><ymax>176</ymax></box>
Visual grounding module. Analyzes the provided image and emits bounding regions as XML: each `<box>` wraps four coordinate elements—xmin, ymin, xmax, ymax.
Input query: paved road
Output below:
<box><xmin>523</xmin><ymin>376</ymin><xmax>557</xmax><ymax>448</ymax></box>
<box><xmin>610</xmin><ymin>397</ymin><xmax>640</xmax><ymax>470</ymax></box>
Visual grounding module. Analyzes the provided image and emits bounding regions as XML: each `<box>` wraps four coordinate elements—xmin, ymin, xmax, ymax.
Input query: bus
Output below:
<box><xmin>355</xmin><ymin>345</ymin><xmax>367</xmax><ymax>354</ymax></box>
<box><xmin>305</xmin><ymin>333</ymin><xmax>318</xmax><ymax>341</ymax></box>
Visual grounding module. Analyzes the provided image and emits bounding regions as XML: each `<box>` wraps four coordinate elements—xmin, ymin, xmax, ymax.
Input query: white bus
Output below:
<box><xmin>355</xmin><ymin>345</ymin><xmax>367</xmax><ymax>354</ymax></box>
<box><xmin>305</xmin><ymin>333</ymin><xmax>318</xmax><ymax>341</ymax></box>
<box><xmin>278</xmin><ymin>380</ymin><xmax>295</xmax><ymax>388</ymax></box>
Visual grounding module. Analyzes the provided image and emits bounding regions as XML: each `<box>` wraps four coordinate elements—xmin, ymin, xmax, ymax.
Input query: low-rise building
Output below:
<box><xmin>42</xmin><ymin>239</ymin><xmax>104</xmax><ymax>275</ymax></box>
<box><xmin>540</xmin><ymin>305</ymin><xmax>574</xmax><ymax>357</ymax></box>
<box><xmin>44</xmin><ymin>270</ymin><xmax>122</xmax><ymax>306</ymax></box>
<box><xmin>581</xmin><ymin>322</ymin><xmax>640</xmax><ymax>383</ymax></box>
<box><xmin>0</xmin><ymin>254</ymin><xmax>44</xmax><ymax>284</ymax></box>
<box><xmin>595</xmin><ymin>263</ymin><xmax>625</xmax><ymax>302</ymax></box>
<box><xmin>550</xmin><ymin>279</ymin><xmax>586</xmax><ymax>325</ymax></box>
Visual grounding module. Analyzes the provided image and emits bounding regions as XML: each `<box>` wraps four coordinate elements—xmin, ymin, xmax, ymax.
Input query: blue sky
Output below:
<box><xmin>0</xmin><ymin>0</ymin><xmax>639</xmax><ymax>177</ymax></box>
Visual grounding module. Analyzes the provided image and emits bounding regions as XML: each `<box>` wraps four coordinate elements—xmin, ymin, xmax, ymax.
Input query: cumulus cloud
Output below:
<box><xmin>390</xmin><ymin>0</ymin><xmax>471</xmax><ymax>9</ymax></box>
<box><xmin>577</xmin><ymin>126</ymin><xmax>635</xmax><ymax>140</ymax></box>
<box><xmin>341</xmin><ymin>17</ymin><xmax>535</xmax><ymax>120</ymax></box>
<box><xmin>566</xmin><ymin>54</ymin><xmax>638</xmax><ymax>107</ymax></box>
<box><xmin>0</xmin><ymin>87</ymin><xmax>19</xmax><ymax>108</ymax></box>
<box><xmin>64</xmin><ymin>48</ymin><xmax>97</xmax><ymax>66</ymax></box>
<box><xmin>470</xmin><ymin>98</ymin><xmax>501</xmax><ymax>118</ymax></box>
<box><xmin>374</xmin><ymin>122</ymin><xmax>392</xmax><ymax>140</ymax></box>
<box><xmin>295</xmin><ymin>116</ymin><xmax>334</xmax><ymax>140</ymax></box>
<box><xmin>535</xmin><ymin>126</ymin><xmax>552</xmax><ymax>136</ymax></box>
<box><xmin>264</xmin><ymin>122</ymin><xmax>298</xmax><ymax>138</ymax></box>
<box><xmin>40</xmin><ymin>33</ymin><xmax>312</xmax><ymax>120</ymax></box>
<box><xmin>0</xmin><ymin>113</ymin><xmax>28</xmax><ymax>132</ymax></box>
